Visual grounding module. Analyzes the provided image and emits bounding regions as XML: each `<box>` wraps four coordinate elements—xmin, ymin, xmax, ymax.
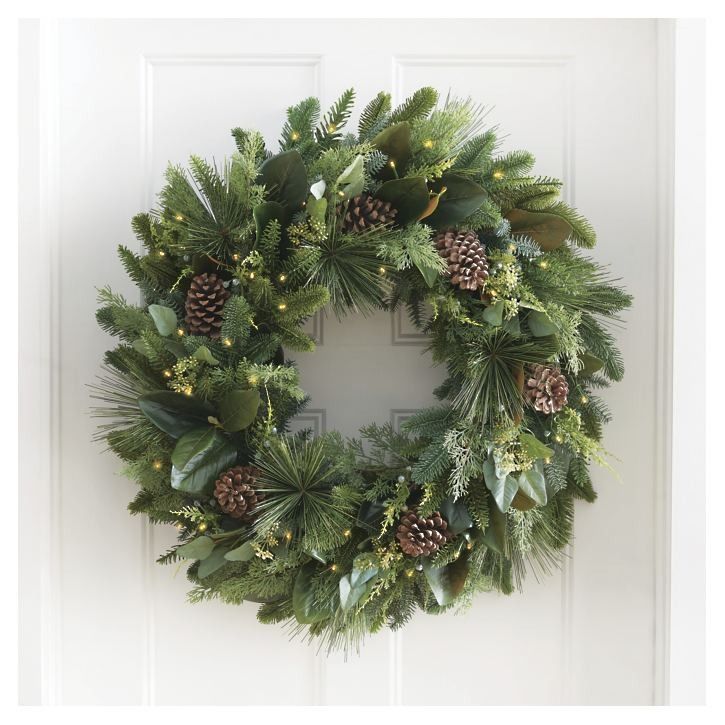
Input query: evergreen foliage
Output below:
<box><xmin>92</xmin><ymin>87</ymin><xmax>631</xmax><ymax>654</ymax></box>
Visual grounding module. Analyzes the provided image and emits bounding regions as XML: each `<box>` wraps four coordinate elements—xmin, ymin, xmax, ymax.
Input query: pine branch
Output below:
<box><xmin>389</xmin><ymin>87</ymin><xmax>439</xmax><ymax>124</ymax></box>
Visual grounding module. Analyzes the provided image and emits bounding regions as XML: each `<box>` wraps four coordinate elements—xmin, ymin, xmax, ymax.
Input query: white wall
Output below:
<box><xmin>18</xmin><ymin>18</ymin><xmax>683</xmax><ymax>705</ymax></box>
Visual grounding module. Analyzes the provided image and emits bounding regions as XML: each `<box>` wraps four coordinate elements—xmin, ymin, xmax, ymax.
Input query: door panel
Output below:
<box><xmin>41</xmin><ymin>18</ymin><xmax>662</xmax><ymax>704</ymax></box>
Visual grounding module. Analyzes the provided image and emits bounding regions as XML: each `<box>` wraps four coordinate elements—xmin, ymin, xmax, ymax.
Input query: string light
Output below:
<box><xmin>174</xmin><ymin>214</ymin><xmax>184</xmax><ymax>221</ymax></box>
<box><xmin>554</xmin><ymin>434</ymin><xmax>563</xmax><ymax>444</ymax></box>
<box><xmin>163</xmin><ymin>369</ymin><xmax>172</xmax><ymax>378</ymax></box>
<box><xmin>538</xmin><ymin>260</ymin><xmax>549</xmax><ymax>270</ymax></box>
<box><xmin>175</xmin><ymin>522</ymin><xmax>184</xmax><ymax>530</ymax></box>
<box><xmin>406</xmin><ymin>569</ymin><xmax>415</xmax><ymax>578</ymax></box>
<box><xmin>327</xmin><ymin>123</ymin><xmax>337</xmax><ymax>133</ymax></box>
<box><xmin>183</xmin><ymin>386</ymin><xmax>193</xmax><ymax>396</ymax></box>
<box><xmin>277</xmin><ymin>302</ymin><xmax>287</xmax><ymax>311</ymax></box>
<box><xmin>176</xmin><ymin>328</ymin><xmax>185</xmax><ymax>336</ymax></box>
<box><xmin>290</xmin><ymin>130</ymin><xmax>300</xmax><ymax>141</ymax></box>
<box><xmin>248</xmin><ymin>374</ymin><xmax>258</xmax><ymax>385</ymax></box>
<box><xmin>343</xmin><ymin>529</ymin><xmax>352</xmax><ymax>538</ymax></box>
<box><xmin>388</xmin><ymin>160</ymin><xmax>396</xmax><ymax>169</ymax></box>
<box><xmin>197</xmin><ymin>522</ymin><xmax>208</xmax><ymax>533</ymax></box>
<box><xmin>378</xmin><ymin>266</ymin><xmax>386</xmax><ymax>275</ymax></box>
<box><xmin>330</xmin><ymin>564</ymin><xmax>338</xmax><ymax>572</ymax></box>
<box><xmin>278</xmin><ymin>274</ymin><xmax>286</xmax><ymax>283</ymax></box>
<box><xmin>493</xmin><ymin>170</ymin><xmax>505</xmax><ymax>180</ymax></box>
<box><xmin>580</xmin><ymin>395</ymin><xmax>588</xmax><ymax>404</ymax></box>
<box><xmin>158</xmin><ymin>250</ymin><xmax>166</xmax><ymax>257</ymax></box>
<box><xmin>466</xmin><ymin>542</ymin><xmax>473</xmax><ymax>550</ymax></box>
<box><xmin>508</xmin><ymin>244</ymin><xmax>516</xmax><ymax>253</ymax></box>
<box><xmin>544</xmin><ymin>457</ymin><xmax>551</xmax><ymax>465</ymax></box>
<box><xmin>152</xmin><ymin>460</ymin><xmax>163</xmax><ymax>471</ymax></box>
<box><xmin>232</xmin><ymin>254</ymin><xmax>240</xmax><ymax>262</ymax></box>
<box><xmin>423</xmin><ymin>139</ymin><xmax>434</xmax><ymax>149</ymax></box>
<box><xmin>337</xmin><ymin>190</ymin><xmax>345</xmax><ymax>197</ymax></box>
<box><xmin>222</xmin><ymin>338</ymin><xmax>233</xmax><ymax>347</ymax></box>
<box><xmin>284</xmin><ymin>531</ymin><xmax>293</xmax><ymax>542</ymax></box>
<box><xmin>248</xmin><ymin>272</ymin><xmax>255</xmax><ymax>280</ymax></box>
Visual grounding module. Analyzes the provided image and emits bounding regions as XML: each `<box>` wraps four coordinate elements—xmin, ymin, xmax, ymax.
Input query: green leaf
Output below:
<box><xmin>372</xmin><ymin>122</ymin><xmax>411</xmax><ymax>178</ymax></box>
<box><xmin>224</xmin><ymin>541</ymin><xmax>255</xmax><ymax>562</ymax></box>
<box><xmin>192</xmin><ymin>345</ymin><xmax>219</xmax><ymax>365</ymax></box>
<box><xmin>218</xmin><ymin>388</ymin><xmax>261</xmax><ymax>432</ymax></box>
<box><xmin>292</xmin><ymin>563</ymin><xmax>331</xmax><ymax>624</ymax></box>
<box><xmin>148</xmin><ymin>304</ymin><xmax>177</xmax><ymax>337</ymax></box>
<box><xmin>439</xmin><ymin>496</ymin><xmax>473</xmax><ymax>535</ymax></box>
<box><xmin>306</xmin><ymin>549</ymin><xmax>328</xmax><ymax>564</ymax></box>
<box><xmin>306</xmin><ymin>195</ymin><xmax>328</xmax><ymax>224</ymax></box>
<box><xmin>310</xmin><ymin>179</ymin><xmax>326</xmax><ymax>199</ymax></box>
<box><xmin>517</xmin><ymin>465</ymin><xmax>547</xmax><ymax>506</ymax></box>
<box><xmin>197</xmin><ymin>546</ymin><xmax>231</xmax><ymax>578</ymax></box>
<box><xmin>336</xmin><ymin>154</ymin><xmax>364</xmax><ymax>200</ymax></box>
<box><xmin>507</xmin><ymin>208</ymin><xmax>573</xmax><ymax>251</ymax></box>
<box><xmin>482</xmin><ymin>459</ymin><xmax>519</xmax><ymax>513</ymax></box>
<box><xmin>426</xmin><ymin>173</ymin><xmax>487</xmax><ymax>227</ymax></box>
<box><xmin>339</xmin><ymin>557</ymin><xmax>378</xmax><ymax>611</ymax></box>
<box><xmin>422</xmin><ymin>554</ymin><xmax>469</xmax><ymax>606</ymax></box>
<box><xmin>163</xmin><ymin>338</ymin><xmax>187</xmax><ymax>358</ymax></box>
<box><xmin>518</xmin><ymin>432</ymin><xmax>553</xmax><ymax>461</ymax></box>
<box><xmin>132</xmin><ymin>339</ymin><xmax>148</xmax><ymax>356</ymax></box>
<box><xmin>580</xmin><ymin>352</ymin><xmax>605</xmax><ymax>376</ymax></box>
<box><xmin>482</xmin><ymin>300</ymin><xmax>504</xmax><ymax>327</ymax></box>
<box><xmin>357</xmin><ymin>501</ymin><xmax>384</xmax><ymax>531</ymax></box>
<box><xmin>528</xmin><ymin>310</ymin><xmax>557</xmax><ymax>337</ymax></box>
<box><xmin>138</xmin><ymin>391</ymin><xmax>215</xmax><ymax>439</ymax></box>
<box><xmin>481</xmin><ymin>496</ymin><xmax>507</xmax><ymax>554</ymax></box>
<box><xmin>258</xmin><ymin>150</ymin><xmax>308</xmax><ymax>211</ymax></box>
<box><xmin>176</xmin><ymin>536</ymin><xmax>215</xmax><ymax>561</ymax></box>
<box><xmin>254</xmin><ymin>201</ymin><xmax>285</xmax><ymax>243</ymax></box>
<box><xmin>170</xmin><ymin>428</ymin><xmax>237</xmax><ymax>495</ymax></box>
<box><xmin>415</xmin><ymin>258</ymin><xmax>441</xmax><ymax>288</ymax></box>
<box><xmin>375</xmin><ymin>177</ymin><xmax>429</xmax><ymax>226</ymax></box>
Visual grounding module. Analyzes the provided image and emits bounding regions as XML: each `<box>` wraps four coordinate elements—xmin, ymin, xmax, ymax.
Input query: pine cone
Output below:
<box><xmin>396</xmin><ymin>510</ymin><xmax>453</xmax><ymax>557</ymax></box>
<box><xmin>213</xmin><ymin>466</ymin><xmax>262</xmax><ymax>520</ymax></box>
<box><xmin>184</xmin><ymin>272</ymin><xmax>230</xmax><ymax>338</ymax></box>
<box><xmin>341</xmin><ymin>195</ymin><xmax>397</xmax><ymax>233</ymax></box>
<box><xmin>435</xmin><ymin>229</ymin><xmax>489</xmax><ymax>292</ymax></box>
<box><xmin>525</xmin><ymin>364</ymin><xmax>569</xmax><ymax>414</ymax></box>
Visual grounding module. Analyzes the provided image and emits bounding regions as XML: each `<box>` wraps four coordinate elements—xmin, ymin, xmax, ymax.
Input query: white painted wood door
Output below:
<box><xmin>19</xmin><ymin>18</ymin><xmax>669</xmax><ymax>705</ymax></box>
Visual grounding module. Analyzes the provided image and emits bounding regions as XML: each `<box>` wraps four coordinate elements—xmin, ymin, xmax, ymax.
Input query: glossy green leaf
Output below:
<box><xmin>517</xmin><ymin>465</ymin><xmax>547</xmax><ymax>506</ymax></box>
<box><xmin>336</xmin><ymin>154</ymin><xmax>364</xmax><ymax>199</ymax></box>
<box><xmin>138</xmin><ymin>391</ymin><xmax>215</xmax><ymax>439</ymax></box>
<box><xmin>292</xmin><ymin>563</ymin><xmax>331</xmax><ymax>624</ymax></box>
<box><xmin>519</xmin><ymin>432</ymin><xmax>553</xmax><ymax>461</ymax></box>
<box><xmin>426</xmin><ymin>173</ymin><xmax>487</xmax><ymax>227</ymax></box>
<box><xmin>372</xmin><ymin>122</ymin><xmax>411</xmax><ymax>178</ymax></box>
<box><xmin>439</xmin><ymin>496</ymin><xmax>473</xmax><ymax>535</ymax></box>
<box><xmin>374</xmin><ymin>177</ymin><xmax>429</xmax><ymax>226</ymax></box>
<box><xmin>132</xmin><ymin>339</ymin><xmax>148</xmax><ymax>356</ymax></box>
<box><xmin>507</xmin><ymin>208</ymin><xmax>572</xmax><ymax>251</ymax></box>
<box><xmin>148</xmin><ymin>304</ymin><xmax>177</xmax><ymax>337</ymax></box>
<box><xmin>253</xmin><ymin>201</ymin><xmax>286</xmax><ymax>242</ymax></box>
<box><xmin>415</xmin><ymin>258</ymin><xmax>442</xmax><ymax>288</ymax></box>
<box><xmin>258</xmin><ymin>150</ymin><xmax>308</xmax><ymax>211</ymax></box>
<box><xmin>339</xmin><ymin>558</ymin><xmax>379</xmax><ymax>611</ymax></box>
<box><xmin>218</xmin><ymin>388</ymin><xmax>261</xmax><ymax>432</ymax></box>
<box><xmin>224</xmin><ymin>541</ymin><xmax>255</xmax><ymax>562</ymax></box>
<box><xmin>357</xmin><ymin>501</ymin><xmax>384</xmax><ymax>531</ymax></box>
<box><xmin>192</xmin><ymin>345</ymin><xmax>219</xmax><ymax>365</ymax></box>
<box><xmin>482</xmin><ymin>300</ymin><xmax>504</xmax><ymax>327</ymax></box>
<box><xmin>579</xmin><ymin>352</ymin><xmax>605</xmax><ymax>376</ymax></box>
<box><xmin>170</xmin><ymin>428</ymin><xmax>237</xmax><ymax>495</ymax></box>
<box><xmin>481</xmin><ymin>499</ymin><xmax>507</xmax><ymax>554</ymax></box>
<box><xmin>422</xmin><ymin>554</ymin><xmax>469</xmax><ymax>606</ymax></box>
<box><xmin>176</xmin><ymin>536</ymin><xmax>215</xmax><ymax>561</ymax></box>
<box><xmin>197</xmin><ymin>546</ymin><xmax>231</xmax><ymax>578</ymax></box>
<box><xmin>482</xmin><ymin>459</ymin><xmax>519</xmax><ymax>513</ymax></box>
<box><xmin>163</xmin><ymin>338</ymin><xmax>187</xmax><ymax>358</ymax></box>
<box><xmin>528</xmin><ymin>310</ymin><xmax>557</xmax><ymax>337</ymax></box>
<box><xmin>306</xmin><ymin>195</ymin><xmax>328</xmax><ymax>224</ymax></box>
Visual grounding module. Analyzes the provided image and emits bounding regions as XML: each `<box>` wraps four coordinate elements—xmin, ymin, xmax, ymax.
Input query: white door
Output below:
<box><xmin>19</xmin><ymin>18</ymin><xmax>669</xmax><ymax>705</ymax></box>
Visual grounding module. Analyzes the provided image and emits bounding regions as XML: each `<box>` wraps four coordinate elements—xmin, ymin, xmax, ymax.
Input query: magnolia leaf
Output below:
<box><xmin>253</xmin><ymin>201</ymin><xmax>285</xmax><ymax>242</ymax></box>
<box><xmin>517</xmin><ymin>465</ymin><xmax>547</xmax><ymax>506</ymax></box>
<box><xmin>507</xmin><ymin>208</ymin><xmax>572</xmax><ymax>251</ymax></box>
<box><xmin>148</xmin><ymin>304</ymin><xmax>177</xmax><ymax>337</ymax></box>
<box><xmin>170</xmin><ymin>428</ymin><xmax>237</xmax><ymax>495</ymax></box>
<box><xmin>481</xmin><ymin>496</ymin><xmax>507</xmax><ymax>554</ymax></box>
<box><xmin>439</xmin><ymin>496</ymin><xmax>473</xmax><ymax>535</ymax></box>
<box><xmin>519</xmin><ymin>432</ymin><xmax>553</xmax><ymax>461</ymax></box>
<box><xmin>528</xmin><ymin>310</ymin><xmax>557</xmax><ymax>337</ymax></box>
<box><xmin>580</xmin><ymin>352</ymin><xmax>605</xmax><ymax>376</ymax></box>
<box><xmin>176</xmin><ymin>536</ymin><xmax>215</xmax><ymax>561</ymax></box>
<box><xmin>415</xmin><ymin>258</ymin><xmax>442</xmax><ymax>288</ymax></box>
<box><xmin>482</xmin><ymin>300</ymin><xmax>504</xmax><ymax>327</ymax></box>
<box><xmin>372</xmin><ymin>122</ymin><xmax>411</xmax><ymax>179</ymax></box>
<box><xmin>192</xmin><ymin>345</ymin><xmax>219</xmax><ymax>365</ymax></box>
<box><xmin>306</xmin><ymin>195</ymin><xmax>328</xmax><ymax>224</ymax></box>
<box><xmin>417</xmin><ymin>191</ymin><xmax>442</xmax><ymax>221</ymax></box>
<box><xmin>482</xmin><ymin>459</ymin><xmax>519</xmax><ymax>513</ymax></box>
<box><xmin>504</xmin><ymin>315</ymin><xmax>521</xmax><ymax>336</ymax></box>
<box><xmin>356</xmin><ymin>501</ymin><xmax>384</xmax><ymax>531</ymax></box>
<box><xmin>375</xmin><ymin>177</ymin><xmax>429</xmax><ymax>226</ymax></box>
<box><xmin>293</xmin><ymin>563</ymin><xmax>331</xmax><ymax>624</ymax></box>
<box><xmin>218</xmin><ymin>388</ymin><xmax>261</xmax><ymax>432</ymax></box>
<box><xmin>197</xmin><ymin>546</ymin><xmax>231</xmax><ymax>579</ymax></box>
<box><xmin>132</xmin><ymin>339</ymin><xmax>148</xmax><ymax>356</ymax></box>
<box><xmin>422</xmin><ymin>554</ymin><xmax>469</xmax><ymax>606</ymax></box>
<box><xmin>336</xmin><ymin>155</ymin><xmax>364</xmax><ymax>199</ymax></box>
<box><xmin>138</xmin><ymin>391</ymin><xmax>215</xmax><ymax>439</ymax></box>
<box><xmin>511</xmin><ymin>490</ymin><xmax>537</xmax><ymax>511</ymax></box>
<box><xmin>310</xmin><ymin>179</ymin><xmax>326</xmax><ymax>200</ymax></box>
<box><xmin>426</xmin><ymin>173</ymin><xmax>487</xmax><ymax>227</ymax></box>
<box><xmin>306</xmin><ymin>549</ymin><xmax>328</xmax><ymax>564</ymax></box>
<box><xmin>340</xmin><ymin>558</ymin><xmax>379</xmax><ymax>611</ymax></box>
<box><xmin>258</xmin><ymin>150</ymin><xmax>308</xmax><ymax>211</ymax></box>
<box><xmin>163</xmin><ymin>338</ymin><xmax>187</xmax><ymax>358</ymax></box>
<box><xmin>224</xmin><ymin>541</ymin><xmax>255</xmax><ymax>562</ymax></box>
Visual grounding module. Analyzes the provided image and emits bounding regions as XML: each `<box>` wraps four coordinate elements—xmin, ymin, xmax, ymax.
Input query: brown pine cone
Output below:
<box><xmin>184</xmin><ymin>272</ymin><xmax>230</xmax><ymax>338</ymax></box>
<box><xmin>396</xmin><ymin>510</ymin><xmax>453</xmax><ymax>557</ymax></box>
<box><xmin>435</xmin><ymin>229</ymin><xmax>489</xmax><ymax>292</ymax></box>
<box><xmin>341</xmin><ymin>195</ymin><xmax>397</xmax><ymax>233</ymax></box>
<box><xmin>525</xmin><ymin>364</ymin><xmax>569</xmax><ymax>414</ymax></box>
<box><xmin>213</xmin><ymin>466</ymin><xmax>262</xmax><ymax>520</ymax></box>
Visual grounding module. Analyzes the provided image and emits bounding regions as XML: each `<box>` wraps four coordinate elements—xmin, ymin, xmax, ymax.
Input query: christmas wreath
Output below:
<box><xmin>92</xmin><ymin>87</ymin><xmax>631</xmax><ymax>652</ymax></box>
